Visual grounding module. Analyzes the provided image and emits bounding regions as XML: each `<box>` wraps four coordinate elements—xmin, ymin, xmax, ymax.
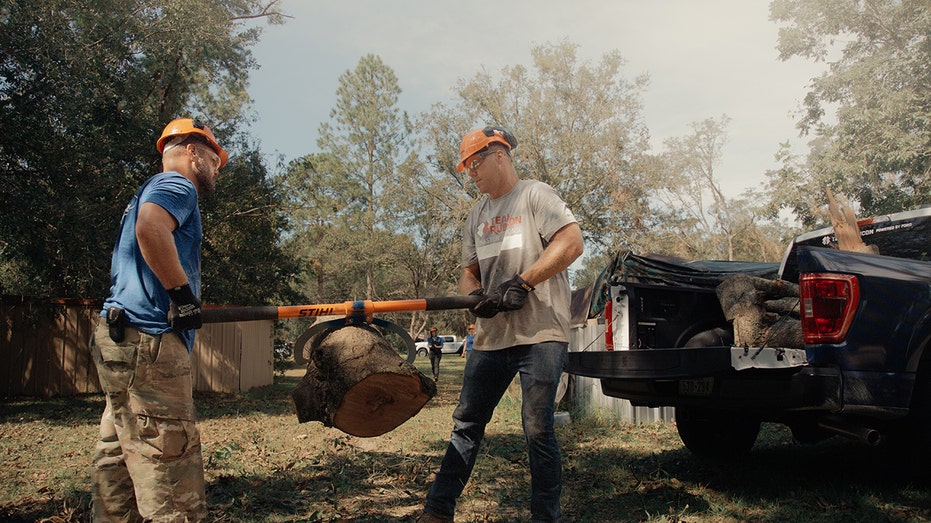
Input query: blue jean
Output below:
<box><xmin>429</xmin><ymin>349</ymin><xmax>442</xmax><ymax>379</ymax></box>
<box><xmin>424</xmin><ymin>342</ymin><xmax>567</xmax><ymax>522</ymax></box>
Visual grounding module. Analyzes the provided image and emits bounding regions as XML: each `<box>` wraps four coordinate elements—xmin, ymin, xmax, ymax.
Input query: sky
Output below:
<box><xmin>246</xmin><ymin>0</ymin><xmax>826</xmax><ymax>198</ymax></box>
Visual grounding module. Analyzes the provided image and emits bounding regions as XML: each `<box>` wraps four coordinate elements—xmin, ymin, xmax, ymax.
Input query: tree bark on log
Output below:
<box><xmin>716</xmin><ymin>273</ymin><xmax>803</xmax><ymax>349</ymax></box>
<box><xmin>291</xmin><ymin>324</ymin><xmax>437</xmax><ymax>437</ymax></box>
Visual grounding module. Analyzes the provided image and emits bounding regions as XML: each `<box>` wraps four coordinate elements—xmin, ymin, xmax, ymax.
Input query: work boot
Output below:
<box><xmin>417</xmin><ymin>511</ymin><xmax>453</xmax><ymax>523</ymax></box>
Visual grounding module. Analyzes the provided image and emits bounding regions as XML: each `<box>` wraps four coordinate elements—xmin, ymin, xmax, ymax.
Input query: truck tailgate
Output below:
<box><xmin>566</xmin><ymin>346</ymin><xmax>808</xmax><ymax>380</ymax></box>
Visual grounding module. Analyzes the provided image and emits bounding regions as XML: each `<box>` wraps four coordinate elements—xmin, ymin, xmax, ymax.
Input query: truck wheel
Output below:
<box><xmin>675</xmin><ymin>406</ymin><xmax>760</xmax><ymax>457</ymax></box>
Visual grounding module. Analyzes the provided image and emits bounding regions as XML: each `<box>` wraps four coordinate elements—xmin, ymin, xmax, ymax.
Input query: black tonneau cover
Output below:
<box><xmin>582</xmin><ymin>251</ymin><xmax>780</xmax><ymax>319</ymax></box>
<box><xmin>613</xmin><ymin>253</ymin><xmax>779</xmax><ymax>288</ymax></box>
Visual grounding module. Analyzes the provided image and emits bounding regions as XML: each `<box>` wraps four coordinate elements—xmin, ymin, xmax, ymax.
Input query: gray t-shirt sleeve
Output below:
<box><xmin>527</xmin><ymin>181</ymin><xmax>578</xmax><ymax>242</ymax></box>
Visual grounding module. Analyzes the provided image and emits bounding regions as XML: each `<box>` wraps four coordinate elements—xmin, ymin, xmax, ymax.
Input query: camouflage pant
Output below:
<box><xmin>90</xmin><ymin>322</ymin><xmax>206</xmax><ymax>523</ymax></box>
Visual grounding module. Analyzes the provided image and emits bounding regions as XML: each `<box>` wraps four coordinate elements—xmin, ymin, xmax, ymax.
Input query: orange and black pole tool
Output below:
<box><xmin>201</xmin><ymin>295</ymin><xmax>481</xmax><ymax>324</ymax></box>
<box><xmin>202</xmin><ymin>295</ymin><xmax>482</xmax><ymax>365</ymax></box>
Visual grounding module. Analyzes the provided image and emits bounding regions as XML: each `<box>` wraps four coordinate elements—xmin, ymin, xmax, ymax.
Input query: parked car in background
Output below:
<box><xmin>414</xmin><ymin>338</ymin><xmax>428</xmax><ymax>356</ymax></box>
<box><xmin>415</xmin><ymin>334</ymin><xmax>461</xmax><ymax>356</ymax></box>
<box><xmin>440</xmin><ymin>335</ymin><xmax>461</xmax><ymax>354</ymax></box>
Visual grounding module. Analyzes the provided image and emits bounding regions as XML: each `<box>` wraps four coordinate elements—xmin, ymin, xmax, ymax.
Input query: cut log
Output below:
<box><xmin>716</xmin><ymin>273</ymin><xmax>802</xmax><ymax>349</ymax></box>
<box><xmin>763</xmin><ymin>297</ymin><xmax>803</xmax><ymax>316</ymax></box>
<box><xmin>291</xmin><ymin>323</ymin><xmax>437</xmax><ymax>437</ymax></box>
<box><xmin>716</xmin><ymin>273</ymin><xmax>799</xmax><ymax>321</ymax></box>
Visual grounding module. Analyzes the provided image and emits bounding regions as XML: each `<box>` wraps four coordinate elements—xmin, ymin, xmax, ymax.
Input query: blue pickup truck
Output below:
<box><xmin>566</xmin><ymin>206</ymin><xmax>931</xmax><ymax>458</ymax></box>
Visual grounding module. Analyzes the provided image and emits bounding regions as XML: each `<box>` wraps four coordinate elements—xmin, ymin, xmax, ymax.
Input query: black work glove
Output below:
<box><xmin>167</xmin><ymin>283</ymin><xmax>203</xmax><ymax>330</ymax></box>
<box><xmin>497</xmin><ymin>275</ymin><xmax>534</xmax><ymax>311</ymax></box>
<box><xmin>469</xmin><ymin>288</ymin><xmax>500</xmax><ymax>319</ymax></box>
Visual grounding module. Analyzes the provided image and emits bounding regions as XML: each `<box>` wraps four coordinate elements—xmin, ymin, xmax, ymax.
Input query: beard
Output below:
<box><xmin>193</xmin><ymin>156</ymin><xmax>217</xmax><ymax>194</ymax></box>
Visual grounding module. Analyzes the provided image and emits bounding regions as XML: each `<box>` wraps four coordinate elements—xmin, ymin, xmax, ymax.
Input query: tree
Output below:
<box><xmin>0</xmin><ymin>0</ymin><xmax>290</xmax><ymax>303</ymax></box>
<box><xmin>200</xmin><ymin>146</ymin><xmax>302</xmax><ymax>306</ymax></box>
<box><xmin>769</xmin><ymin>0</ymin><xmax>931</xmax><ymax>216</ymax></box>
<box><xmin>650</xmin><ymin>117</ymin><xmax>736</xmax><ymax>259</ymax></box>
<box><xmin>761</xmin><ymin>140</ymin><xmax>835</xmax><ymax>228</ymax></box>
<box><xmin>279</xmin><ymin>55</ymin><xmax>475</xmax><ymax>340</ymax></box>
<box><xmin>315</xmin><ymin>54</ymin><xmax>413</xmax><ymax>300</ymax></box>
<box><xmin>646</xmin><ymin>117</ymin><xmax>785</xmax><ymax>262</ymax></box>
<box><xmin>419</xmin><ymin>40</ymin><xmax>654</xmax><ymax>261</ymax></box>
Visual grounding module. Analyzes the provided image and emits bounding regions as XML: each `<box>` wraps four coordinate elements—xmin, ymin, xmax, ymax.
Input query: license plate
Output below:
<box><xmin>679</xmin><ymin>377</ymin><xmax>714</xmax><ymax>396</ymax></box>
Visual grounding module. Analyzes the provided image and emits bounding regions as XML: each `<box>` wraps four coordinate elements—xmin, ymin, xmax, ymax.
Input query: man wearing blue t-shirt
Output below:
<box><xmin>90</xmin><ymin>118</ymin><xmax>228</xmax><ymax>523</ymax></box>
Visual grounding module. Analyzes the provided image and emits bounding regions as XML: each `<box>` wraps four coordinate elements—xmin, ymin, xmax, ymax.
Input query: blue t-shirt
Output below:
<box><xmin>101</xmin><ymin>172</ymin><xmax>202</xmax><ymax>351</ymax></box>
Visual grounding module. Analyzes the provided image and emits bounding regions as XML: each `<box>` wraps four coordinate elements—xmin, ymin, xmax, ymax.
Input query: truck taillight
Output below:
<box><xmin>799</xmin><ymin>273</ymin><xmax>860</xmax><ymax>344</ymax></box>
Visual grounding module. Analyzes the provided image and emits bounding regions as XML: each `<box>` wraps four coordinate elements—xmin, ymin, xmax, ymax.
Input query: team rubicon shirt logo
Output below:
<box><xmin>478</xmin><ymin>214</ymin><xmax>522</xmax><ymax>238</ymax></box>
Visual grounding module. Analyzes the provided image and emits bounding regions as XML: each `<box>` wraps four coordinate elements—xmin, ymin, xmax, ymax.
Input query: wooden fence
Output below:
<box><xmin>0</xmin><ymin>298</ymin><xmax>273</xmax><ymax>397</ymax></box>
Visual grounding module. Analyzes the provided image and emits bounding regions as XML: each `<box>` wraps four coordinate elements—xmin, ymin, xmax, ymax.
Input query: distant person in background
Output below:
<box><xmin>427</xmin><ymin>326</ymin><xmax>444</xmax><ymax>382</ymax></box>
<box><xmin>461</xmin><ymin>324</ymin><xmax>475</xmax><ymax>358</ymax></box>
<box><xmin>90</xmin><ymin>118</ymin><xmax>228</xmax><ymax>523</ymax></box>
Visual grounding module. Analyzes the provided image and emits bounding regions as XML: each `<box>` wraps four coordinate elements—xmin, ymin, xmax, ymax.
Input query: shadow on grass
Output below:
<box><xmin>207</xmin><ymin>424</ymin><xmax>930</xmax><ymax>523</ymax></box>
<box><xmin>0</xmin><ymin>395</ymin><xmax>101</xmax><ymax>426</ymax></box>
<box><xmin>0</xmin><ymin>490</ymin><xmax>91</xmax><ymax>523</ymax></box>
<box><xmin>0</xmin><ymin>371</ymin><xmax>308</xmax><ymax>428</ymax></box>
<box><xmin>5</xmin><ymin>353</ymin><xmax>929</xmax><ymax>522</ymax></box>
<box><xmin>558</xmin><ymin>421</ymin><xmax>931</xmax><ymax>522</ymax></box>
<box><xmin>9</xmin><ymin>432</ymin><xmax>927</xmax><ymax>523</ymax></box>
<box><xmin>195</xmin><ymin>371</ymin><xmax>304</xmax><ymax>420</ymax></box>
<box><xmin>204</xmin><ymin>430</ymin><xmax>548</xmax><ymax>523</ymax></box>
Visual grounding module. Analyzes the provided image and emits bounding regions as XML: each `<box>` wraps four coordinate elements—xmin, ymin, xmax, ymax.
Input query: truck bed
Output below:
<box><xmin>565</xmin><ymin>206</ymin><xmax>931</xmax><ymax>455</ymax></box>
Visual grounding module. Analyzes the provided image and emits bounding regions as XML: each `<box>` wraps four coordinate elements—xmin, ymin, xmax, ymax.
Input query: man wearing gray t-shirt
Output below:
<box><xmin>419</xmin><ymin>126</ymin><xmax>584</xmax><ymax>523</ymax></box>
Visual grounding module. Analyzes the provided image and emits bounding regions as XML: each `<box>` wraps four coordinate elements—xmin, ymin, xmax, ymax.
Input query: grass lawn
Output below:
<box><xmin>1</xmin><ymin>354</ymin><xmax>930</xmax><ymax>522</ymax></box>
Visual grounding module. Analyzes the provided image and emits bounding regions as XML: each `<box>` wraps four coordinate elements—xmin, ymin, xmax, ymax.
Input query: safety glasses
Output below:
<box><xmin>466</xmin><ymin>150</ymin><xmax>495</xmax><ymax>173</ymax></box>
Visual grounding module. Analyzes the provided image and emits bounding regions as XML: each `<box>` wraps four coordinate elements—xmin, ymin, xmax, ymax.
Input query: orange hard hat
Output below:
<box><xmin>156</xmin><ymin>118</ymin><xmax>229</xmax><ymax>167</ymax></box>
<box><xmin>456</xmin><ymin>126</ymin><xmax>517</xmax><ymax>172</ymax></box>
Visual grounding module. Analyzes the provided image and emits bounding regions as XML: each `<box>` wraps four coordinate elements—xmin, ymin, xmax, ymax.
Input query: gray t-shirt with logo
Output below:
<box><xmin>462</xmin><ymin>179</ymin><xmax>578</xmax><ymax>351</ymax></box>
